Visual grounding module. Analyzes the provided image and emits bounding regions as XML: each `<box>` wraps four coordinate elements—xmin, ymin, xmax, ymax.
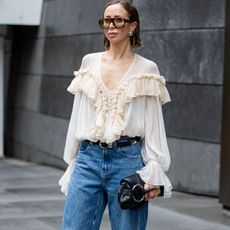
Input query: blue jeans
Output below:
<box><xmin>62</xmin><ymin>137</ymin><xmax>148</xmax><ymax>230</ymax></box>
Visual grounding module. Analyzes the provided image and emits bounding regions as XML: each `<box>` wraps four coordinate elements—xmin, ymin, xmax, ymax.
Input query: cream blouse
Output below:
<box><xmin>59</xmin><ymin>52</ymin><xmax>172</xmax><ymax>197</ymax></box>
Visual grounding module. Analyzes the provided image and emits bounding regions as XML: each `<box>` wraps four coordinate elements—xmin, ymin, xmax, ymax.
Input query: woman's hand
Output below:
<box><xmin>144</xmin><ymin>183</ymin><xmax>161</xmax><ymax>201</ymax></box>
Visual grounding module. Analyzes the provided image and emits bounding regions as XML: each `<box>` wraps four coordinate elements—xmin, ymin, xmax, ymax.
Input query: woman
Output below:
<box><xmin>59</xmin><ymin>0</ymin><xmax>172</xmax><ymax>229</ymax></box>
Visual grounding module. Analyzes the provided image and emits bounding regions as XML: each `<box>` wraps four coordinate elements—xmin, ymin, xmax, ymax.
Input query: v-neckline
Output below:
<box><xmin>99</xmin><ymin>52</ymin><xmax>136</xmax><ymax>93</ymax></box>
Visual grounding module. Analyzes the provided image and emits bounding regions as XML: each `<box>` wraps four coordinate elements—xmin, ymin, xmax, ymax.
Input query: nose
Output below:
<box><xmin>109</xmin><ymin>21</ymin><xmax>115</xmax><ymax>28</ymax></box>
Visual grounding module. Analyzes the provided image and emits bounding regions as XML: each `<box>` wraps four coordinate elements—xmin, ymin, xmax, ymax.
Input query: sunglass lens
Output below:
<box><xmin>98</xmin><ymin>19</ymin><xmax>106</xmax><ymax>29</ymax></box>
<box><xmin>98</xmin><ymin>18</ymin><xmax>127</xmax><ymax>29</ymax></box>
<box><xmin>99</xmin><ymin>19</ymin><xmax>103</xmax><ymax>28</ymax></box>
<box><xmin>103</xmin><ymin>19</ymin><xmax>111</xmax><ymax>29</ymax></box>
<box><xmin>114</xmin><ymin>18</ymin><xmax>125</xmax><ymax>28</ymax></box>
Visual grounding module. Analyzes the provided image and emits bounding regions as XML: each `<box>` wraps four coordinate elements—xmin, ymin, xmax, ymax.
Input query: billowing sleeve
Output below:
<box><xmin>59</xmin><ymin>93</ymin><xmax>81</xmax><ymax>195</ymax></box>
<box><xmin>59</xmin><ymin>57</ymin><xmax>87</xmax><ymax>195</ymax></box>
<box><xmin>63</xmin><ymin>93</ymin><xmax>81</xmax><ymax>164</ymax></box>
<box><xmin>137</xmin><ymin>94</ymin><xmax>172</xmax><ymax>198</ymax></box>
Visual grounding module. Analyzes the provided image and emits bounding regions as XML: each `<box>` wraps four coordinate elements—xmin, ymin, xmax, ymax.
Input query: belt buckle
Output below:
<box><xmin>99</xmin><ymin>142</ymin><xmax>106</xmax><ymax>148</ymax></box>
<box><xmin>99</xmin><ymin>141</ymin><xmax>115</xmax><ymax>148</ymax></box>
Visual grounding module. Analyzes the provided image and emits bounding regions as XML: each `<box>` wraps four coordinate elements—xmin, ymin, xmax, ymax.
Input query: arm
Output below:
<box><xmin>63</xmin><ymin>92</ymin><xmax>81</xmax><ymax>164</ymax></box>
<box><xmin>137</xmin><ymin>96</ymin><xmax>172</xmax><ymax>198</ymax></box>
<box><xmin>63</xmin><ymin>54</ymin><xmax>88</xmax><ymax>163</ymax></box>
<box><xmin>59</xmin><ymin>56</ymin><xmax>87</xmax><ymax>195</ymax></box>
<box><xmin>59</xmin><ymin>92</ymin><xmax>81</xmax><ymax>195</ymax></box>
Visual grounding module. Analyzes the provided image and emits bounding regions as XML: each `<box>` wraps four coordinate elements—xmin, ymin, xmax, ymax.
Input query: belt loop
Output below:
<box><xmin>88</xmin><ymin>141</ymin><xmax>93</xmax><ymax>146</ymax></box>
<box><xmin>107</xmin><ymin>143</ymin><xmax>114</xmax><ymax>148</ymax></box>
<box><xmin>113</xmin><ymin>141</ymin><xmax>118</xmax><ymax>148</ymax></box>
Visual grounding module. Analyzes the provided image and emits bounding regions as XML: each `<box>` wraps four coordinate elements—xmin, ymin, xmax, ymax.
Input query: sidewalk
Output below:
<box><xmin>0</xmin><ymin>158</ymin><xmax>229</xmax><ymax>230</ymax></box>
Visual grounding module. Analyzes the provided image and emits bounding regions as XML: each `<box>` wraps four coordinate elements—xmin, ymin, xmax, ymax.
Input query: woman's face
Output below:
<box><xmin>103</xmin><ymin>4</ymin><xmax>135</xmax><ymax>47</ymax></box>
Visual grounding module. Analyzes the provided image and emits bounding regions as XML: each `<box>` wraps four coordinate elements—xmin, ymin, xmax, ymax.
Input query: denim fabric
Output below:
<box><xmin>62</xmin><ymin>137</ymin><xmax>148</xmax><ymax>230</ymax></box>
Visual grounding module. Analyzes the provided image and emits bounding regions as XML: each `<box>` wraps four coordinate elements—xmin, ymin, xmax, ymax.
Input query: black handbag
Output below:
<box><xmin>118</xmin><ymin>173</ymin><xmax>164</xmax><ymax>209</ymax></box>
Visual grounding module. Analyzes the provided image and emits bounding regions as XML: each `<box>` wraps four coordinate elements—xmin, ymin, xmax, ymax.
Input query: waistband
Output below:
<box><xmin>83</xmin><ymin>136</ymin><xmax>141</xmax><ymax>149</ymax></box>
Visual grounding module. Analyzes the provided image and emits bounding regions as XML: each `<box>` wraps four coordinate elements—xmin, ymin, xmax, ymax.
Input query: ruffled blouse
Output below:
<box><xmin>59</xmin><ymin>52</ymin><xmax>172</xmax><ymax>197</ymax></box>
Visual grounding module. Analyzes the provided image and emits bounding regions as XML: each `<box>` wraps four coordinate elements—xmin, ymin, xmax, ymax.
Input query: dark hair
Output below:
<box><xmin>103</xmin><ymin>0</ymin><xmax>141</xmax><ymax>50</ymax></box>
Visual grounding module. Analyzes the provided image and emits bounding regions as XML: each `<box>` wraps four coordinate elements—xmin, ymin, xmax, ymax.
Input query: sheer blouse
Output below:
<box><xmin>59</xmin><ymin>52</ymin><xmax>172</xmax><ymax>197</ymax></box>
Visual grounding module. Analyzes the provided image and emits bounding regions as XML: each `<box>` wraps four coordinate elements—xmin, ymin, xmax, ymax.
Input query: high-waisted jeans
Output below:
<box><xmin>62</xmin><ymin>137</ymin><xmax>148</xmax><ymax>230</ymax></box>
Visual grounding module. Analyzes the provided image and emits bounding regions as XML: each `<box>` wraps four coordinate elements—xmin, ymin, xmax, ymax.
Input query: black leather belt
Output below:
<box><xmin>86</xmin><ymin>136</ymin><xmax>141</xmax><ymax>148</ymax></box>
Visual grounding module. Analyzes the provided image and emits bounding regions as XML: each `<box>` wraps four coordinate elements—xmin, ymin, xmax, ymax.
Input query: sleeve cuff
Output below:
<box><xmin>58</xmin><ymin>158</ymin><xmax>76</xmax><ymax>196</ymax></box>
<box><xmin>137</xmin><ymin>160</ymin><xmax>173</xmax><ymax>198</ymax></box>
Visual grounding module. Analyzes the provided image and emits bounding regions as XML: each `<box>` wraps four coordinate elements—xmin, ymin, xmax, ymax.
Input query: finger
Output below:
<box><xmin>156</xmin><ymin>188</ymin><xmax>161</xmax><ymax>196</ymax></box>
<box><xmin>149</xmin><ymin>189</ymin><xmax>160</xmax><ymax>199</ymax></box>
<box><xmin>145</xmin><ymin>191</ymin><xmax>153</xmax><ymax>200</ymax></box>
<box><xmin>144</xmin><ymin>186</ymin><xmax>151</xmax><ymax>201</ymax></box>
<box><xmin>155</xmin><ymin>188</ymin><xmax>161</xmax><ymax>196</ymax></box>
<box><xmin>150</xmin><ymin>190</ymin><xmax>156</xmax><ymax>199</ymax></box>
<box><xmin>144</xmin><ymin>184</ymin><xmax>159</xmax><ymax>200</ymax></box>
<box><xmin>144</xmin><ymin>192</ymin><xmax>149</xmax><ymax>201</ymax></box>
<box><xmin>152</xmin><ymin>189</ymin><xmax>160</xmax><ymax>197</ymax></box>
<box><xmin>145</xmin><ymin>191</ymin><xmax>152</xmax><ymax>201</ymax></box>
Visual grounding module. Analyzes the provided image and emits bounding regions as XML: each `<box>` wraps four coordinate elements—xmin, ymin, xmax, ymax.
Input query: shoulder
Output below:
<box><xmin>81</xmin><ymin>52</ymin><xmax>103</xmax><ymax>66</ymax></box>
<box><xmin>83</xmin><ymin>52</ymin><xmax>103</xmax><ymax>60</ymax></box>
<box><xmin>135</xmin><ymin>54</ymin><xmax>160</xmax><ymax>75</ymax></box>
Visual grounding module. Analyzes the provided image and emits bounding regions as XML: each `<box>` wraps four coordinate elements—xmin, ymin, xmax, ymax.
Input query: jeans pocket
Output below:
<box><xmin>79</xmin><ymin>141</ymin><xmax>91</xmax><ymax>153</ymax></box>
<box><xmin>117</xmin><ymin>142</ymin><xmax>141</xmax><ymax>158</ymax></box>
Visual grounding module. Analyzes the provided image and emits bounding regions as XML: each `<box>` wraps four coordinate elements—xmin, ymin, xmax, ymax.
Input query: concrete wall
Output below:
<box><xmin>5</xmin><ymin>0</ymin><xmax>225</xmax><ymax>196</ymax></box>
<box><xmin>220</xmin><ymin>0</ymin><xmax>230</xmax><ymax>208</ymax></box>
<box><xmin>1</xmin><ymin>26</ymin><xmax>12</xmax><ymax>158</ymax></box>
<box><xmin>0</xmin><ymin>36</ymin><xmax>3</xmax><ymax>157</ymax></box>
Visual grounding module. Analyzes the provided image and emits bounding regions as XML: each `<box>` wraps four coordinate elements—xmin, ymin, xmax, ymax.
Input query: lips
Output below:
<box><xmin>108</xmin><ymin>32</ymin><xmax>118</xmax><ymax>37</ymax></box>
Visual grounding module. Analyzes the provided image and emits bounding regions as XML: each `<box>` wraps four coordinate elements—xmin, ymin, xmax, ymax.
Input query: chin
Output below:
<box><xmin>108</xmin><ymin>37</ymin><xmax>129</xmax><ymax>46</ymax></box>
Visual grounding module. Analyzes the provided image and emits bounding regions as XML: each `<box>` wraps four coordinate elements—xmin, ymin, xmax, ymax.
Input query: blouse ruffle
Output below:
<box><xmin>67</xmin><ymin>69</ymin><xmax>171</xmax><ymax>144</ymax></box>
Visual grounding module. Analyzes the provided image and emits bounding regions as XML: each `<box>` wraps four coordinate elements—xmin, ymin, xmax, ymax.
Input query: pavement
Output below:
<box><xmin>0</xmin><ymin>158</ymin><xmax>230</xmax><ymax>230</ymax></box>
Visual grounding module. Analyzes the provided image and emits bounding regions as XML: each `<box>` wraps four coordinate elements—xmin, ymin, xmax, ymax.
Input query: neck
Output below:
<box><xmin>107</xmin><ymin>41</ymin><xmax>134</xmax><ymax>60</ymax></box>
